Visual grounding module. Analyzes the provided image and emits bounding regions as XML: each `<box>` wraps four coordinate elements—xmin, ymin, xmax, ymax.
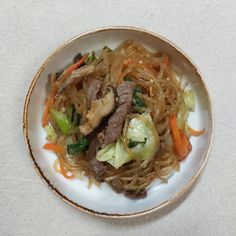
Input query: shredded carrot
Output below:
<box><xmin>188</xmin><ymin>126</ymin><xmax>205</xmax><ymax>136</ymax></box>
<box><xmin>163</xmin><ymin>55</ymin><xmax>169</xmax><ymax>66</ymax></box>
<box><xmin>43</xmin><ymin>143</ymin><xmax>65</xmax><ymax>154</ymax></box>
<box><xmin>42</xmin><ymin>85</ymin><xmax>57</xmax><ymax>127</ymax></box>
<box><xmin>59</xmin><ymin>160</ymin><xmax>74</xmax><ymax>179</ymax></box>
<box><xmin>64</xmin><ymin>54</ymin><xmax>88</xmax><ymax>77</ymax></box>
<box><xmin>170</xmin><ymin>115</ymin><xmax>192</xmax><ymax>161</ymax></box>
<box><xmin>123</xmin><ymin>58</ymin><xmax>132</xmax><ymax>67</ymax></box>
<box><xmin>42</xmin><ymin>97</ymin><xmax>53</xmax><ymax>127</ymax></box>
<box><xmin>44</xmin><ymin>144</ymin><xmax>74</xmax><ymax>179</ymax></box>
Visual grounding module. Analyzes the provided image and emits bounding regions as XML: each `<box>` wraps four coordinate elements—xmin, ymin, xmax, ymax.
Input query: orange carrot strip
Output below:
<box><xmin>188</xmin><ymin>126</ymin><xmax>205</xmax><ymax>136</ymax></box>
<box><xmin>43</xmin><ymin>143</ymin><xmax>65</xmax><ymax>154</ymax></box>
<box><xmin>64</xmin><ymin>54</ymin><xmax>88</xmax><ymax>77</ymax></box>
<box><xmin>163</xmin><ymin>55</ymin><xmax>169</xmax><ymax>66</ymax></box>
<box><xmin>170</xmin><ymin>115</ymin><xmax>192</xmax><ymax>160</ymax></box>
<box><xmin>42</xmin><ymin>85</ymin><xmax>57</xmax><ymax>127</ymax></box>
<box><xmin>42</xmin><ymin>97</ymin><xmax>53</xmax><ymax>127</ymax></box>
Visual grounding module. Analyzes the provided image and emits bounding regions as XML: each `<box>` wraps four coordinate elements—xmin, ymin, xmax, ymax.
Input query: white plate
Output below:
<box><xmin>23</xmin><ymin>26</ymin><xmax>214</xmax><ymax>218</ymax></box>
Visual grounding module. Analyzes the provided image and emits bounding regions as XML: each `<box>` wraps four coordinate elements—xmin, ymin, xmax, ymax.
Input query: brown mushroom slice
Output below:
<box><xmin>71</xmin><ymin>64</ymin><xmax>95</xmax><ymax>79</ymax></box>
<box><xmin>59</xmin><ymin>65</ymin><xmax>95</xmax><ymax>93</ymax></box>
<box><xmin>79</xmin><ymin>87</ymin><xmax>116</xmax><ymax>135</ymax></box>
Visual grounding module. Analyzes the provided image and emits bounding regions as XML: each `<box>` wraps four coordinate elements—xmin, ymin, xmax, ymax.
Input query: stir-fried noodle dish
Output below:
<box><xmin>42</xmin><ymin>41</ymin><xmax>204</xmax><ymax>199</ymax></box>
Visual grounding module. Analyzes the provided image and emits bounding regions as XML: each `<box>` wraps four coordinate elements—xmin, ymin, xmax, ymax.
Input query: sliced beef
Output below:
<box><xmin>118</xmin><ymin>93</ymin><xmax>133</xmax><ymax>104</ymax></box>
<box><xmin>101</xmin><ymin>103</ymin><xmax>129</xmax><ymax>145</ymax></box>
<box><xmin>87</xmin><ymin>136</ymin><xmax>107</xmax><ymax>182</ymax></box>
<box><xmin>117</xmin><ymin>82</ymin><xmax>135</xmax><ymax>101</ymax></box>
<box><xmin>98</xmin><ymin>81</ymin><xmax>135</xmax><ymax>146</ymax></box>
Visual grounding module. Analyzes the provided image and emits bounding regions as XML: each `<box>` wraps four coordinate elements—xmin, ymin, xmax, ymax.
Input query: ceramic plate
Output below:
<box><xmin>23</xmin><ymin>26</ymin><xmax>213</xmax><ymax>218</ymax></box>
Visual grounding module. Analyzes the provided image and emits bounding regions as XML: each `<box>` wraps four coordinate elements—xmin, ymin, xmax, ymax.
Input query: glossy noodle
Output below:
<box><xmin>42</xmin><ymin>41</ymin><xmax>203</xmax><ymax>199</ymax></box>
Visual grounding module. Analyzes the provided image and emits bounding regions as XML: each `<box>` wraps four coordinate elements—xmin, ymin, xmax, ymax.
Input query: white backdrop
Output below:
<box><xmin>0</xmin><ymin>0</ymin><xmax>235</xmax><ymax>235</ymax></box>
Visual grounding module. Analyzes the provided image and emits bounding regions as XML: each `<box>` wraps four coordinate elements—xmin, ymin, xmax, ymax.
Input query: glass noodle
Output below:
<box><xmin>42</xmin><ymin>40</ymin><xmax>200</xmax><ymax>199</ymax></box>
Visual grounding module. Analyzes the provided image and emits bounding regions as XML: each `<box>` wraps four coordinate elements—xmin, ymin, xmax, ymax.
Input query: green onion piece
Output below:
<box><xmin>133</xmin><ymin>86</ymin><xmax>146</xmax><ymax>112</ymax></box>
<box><xmin>134</xmin><ymin>86</ymin><xmax>142</xmax><ymax>93</ymax></box>
<box><xmin>85</xmin><ymin>51</ymin><xmax>96</xmax><ymax>64</ymax></box>
<box><xmin>50</xmin><ymin>109</ymin><xmax>72</xmax><ymax>135</ymax></box>
<box><xmin>67</xmin><ymin>137</ymin><xmax>89</xmax><ymax>155</ymax></box>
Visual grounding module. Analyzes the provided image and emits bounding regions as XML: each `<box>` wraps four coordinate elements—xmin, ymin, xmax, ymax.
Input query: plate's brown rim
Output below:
<box><xmin>23</xmin><ymin>26</ymin><xmax>214</xmax><ymax>219</ymax></box>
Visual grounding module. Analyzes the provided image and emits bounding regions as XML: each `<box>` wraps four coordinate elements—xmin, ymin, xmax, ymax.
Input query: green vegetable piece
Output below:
<box><xmin>109</xmin><ymin>138</ymin><xmax>132</xmax><ymax>168</ymax></box>
<box><xmin>44</xmin><ymin>124</ymin><xmax>58</xmax><ymax>143</ymax></box>
<box><xmin>97</xmin><ymin>138</ymin><xmax>132</xmax><ymax>169</ymax></box>
<box><xmin>133</xmin><ymin>95</ymin><xmax>146</xmax><ymax>108</ymax></box>
<box><xmin>177</xmin><ymin>103</ymin><xmax>188</xmax><ymax>131</ymax></box>
<box><xmin>127</xmin><ymin>113</ymin><xmax>160</xmax><ymax>160</ymax></box>
<box><xmin>133</xmin><ymin>86</ymin><xmax>146</xmax><ymax>112</ymax></box>
<box><xmin>67</xmin><ymin>137</ymin><xmax>89</xmax><ymax>155</ymax></box>
<box><xmin>85</xmin><ymin>51</ymin><xmax>96</xmax><ymax>64</ymax></box>
<box><xmin>134</xmin><ymin>86</ymin><xmax>142</xmax><ymax>93</ymax></box>
<box><xmin>50</xmin><ymin>109</ymin><xmax>72</xmax><ymax>135</ymax></box>
<box><xmin>184</xmin><ymin>90</ymin><xmax>195</xmax><ymax>111</ymax></box>
<box><xmin>128</xmin><ymin>138</ymin><xmax>147</xmax><ymax>148</ymax></box>
<box><xmin>177</xmin><ymin>90</ymin><xmax>195</xmax><ymax>134</ymax></box>
<box><xmin>96</xmin><ymin>113</ymin><xmax>160</xmax><ymax>169</ymax></box>
<box><xmin>65</xmin><ymin>106</ymin><xmax>73</xmax><ymax>121</ymax></box>
<box><xmin>96</xmin><ymin>143</ymin><xmax>116</xmax><ymax>162</ymax></box>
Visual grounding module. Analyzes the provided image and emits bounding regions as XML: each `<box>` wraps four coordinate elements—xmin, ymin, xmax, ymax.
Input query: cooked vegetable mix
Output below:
<box><xmin>42</xmin><ymin>41</ymin><xmax>204</xmax><ymax>199</ymax></box>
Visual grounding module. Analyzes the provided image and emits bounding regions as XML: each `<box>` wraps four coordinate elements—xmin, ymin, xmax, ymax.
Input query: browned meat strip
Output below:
<box><xmin>118</xmin><ymin>93</ymin><xmax>133</xmax><ymax>104</ymax></box>
<box><xmin>87</xmin><ymin>137</ymin><xmax>107</xmax><ymax>182</ymax></box>
<box><xmin>117</xmin><ymin>81</ymin><xmax>135</xmax><ymax>99</ymax></box>
<box><xmin>98</xmin><ymin>81</ymin><xmax>135</xmax><ymax>146</ymax></box>
<box><xmin>101</xmin><ymin>103</ymin><xmax>129</xmax><ymax>145</ymax></box>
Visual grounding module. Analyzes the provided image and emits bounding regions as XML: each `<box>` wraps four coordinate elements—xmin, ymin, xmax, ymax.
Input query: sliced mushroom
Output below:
<box><xmin>79</xmin><ymin>86</ymin><xmax>116</xmax><ymax>135</ymax></box>
<box><xmin>71</xmin><ymin>64</ymin><xmax>95</xmax><ymax>79</ymax></box>
<box><xmin>59</xmin><ymin>65</ymin><xmax>95</xmax><ymax>93</ymax></box>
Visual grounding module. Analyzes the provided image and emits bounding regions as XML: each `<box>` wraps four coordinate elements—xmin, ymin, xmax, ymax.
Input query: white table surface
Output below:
<box><xmin>1</xmin><ymin>0</ymin><xmax>236</xmax><ymax>235</ymax></box>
